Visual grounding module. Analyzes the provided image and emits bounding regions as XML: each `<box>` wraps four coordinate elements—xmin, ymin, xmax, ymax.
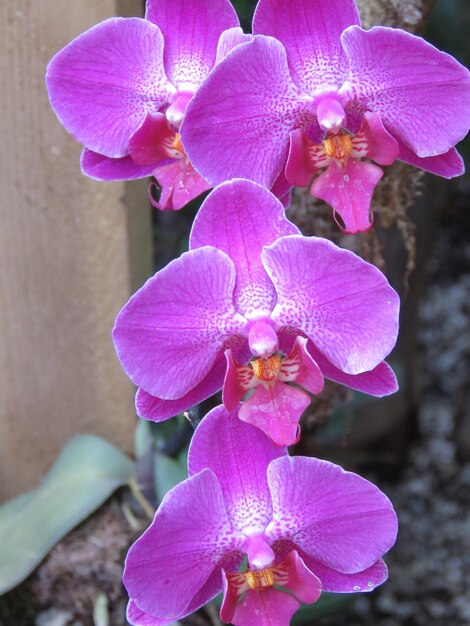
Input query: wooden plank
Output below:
<box><xmin>0</xmin><ymin>0</ymin><xmax>151</xmax><ymax>500</ymax></box>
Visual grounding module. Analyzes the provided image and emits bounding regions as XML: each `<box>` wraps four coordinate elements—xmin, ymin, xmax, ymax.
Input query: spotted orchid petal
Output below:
<box><xmin>124</xmin><ymin>469</ymin><xmax>237</xmax><ymax>621</ymax></box>
<box><xmin>398</xmin><ymin>143</ymin><xmax>465</xmax><ymax>178</ymax></box>
<box><xmin>189</xmin><ymin>405</ymin><xmax>284</xmax><ymax>534</ymax></box>
<box><xmin>253</xmin><ymin>0</ymin><xmax>360</xmax><ymax>94</ymax></box>
<box><xmin>81</xmin><ymin>149</ymin><xmax>155</xmax><ymax>181</ymax></box>
<box><xmin>239</xmin><ymin>382</ymin><xmax>310</xmax><ymax>447</ymax></box>
<box><xmin>307</xmin><ymin>343</ymin><xmax>398</xmax><ymax>397</ymax></box>
<box><xmin>311</xmin><ymin>159</ymin><xmax>382</xmax><ymax>233</ymax></box>
<box><xmin>342</xmin><ymin>26</ymin><xmax>470</xmax><ymax>157</ymax></box>
<box><xmin>182</xmin><ymin>36</ymin><xmax>308</xmax><ymax>188</ymax></box>
<box><xmin>151</xmin><ymin>159</ymin><xmax>210</xmax><ymax>210</ymax></box>
<box><xmin>46</xmin><ymin>18</ymin><xmax>173</xmax><ymax>158</ymax></box>
<box><xmin>262</xmin><ymin>235</ymin><xmax>400</xmax><ymax>375</ymax></box>
<box><xmin>190</xmin><ymin>179</ymin><xmax>299</xmax><ymax>317</ymax></box>
<box><xmin>146</xmin><ymin>0</ymin><xmax>239</xmax><ymax>89</ymax></box>
<box><xmin>113</xmin><ymin>246</ymin><xmax>246</xmax><ymax>399</ymax></box>
<box><xmin>136</xmin><ymin>353</ymin><xmax>227</xmax><ymax>422</ymax></box>
<box><xmin>301</xmin><ymin>555</ymin><xmax>388</xmax><ymax>593</ymax></box>
<box><xmin>266</xmin><ymin>456</ymin><xmax>398</xmax><ymax>573</ymax></box>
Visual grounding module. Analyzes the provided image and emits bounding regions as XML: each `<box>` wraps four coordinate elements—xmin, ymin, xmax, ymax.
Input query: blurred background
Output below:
<box><xmin>0</xmin><ymin>1</ymin><xmax>469</xmax><ymax>625</ymax></box>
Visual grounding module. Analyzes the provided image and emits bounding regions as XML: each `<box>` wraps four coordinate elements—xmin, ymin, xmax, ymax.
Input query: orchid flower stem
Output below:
<box><xmin>129</xmin><ymin>476</ymin><xmax>155</xmax><ymax>520</ymax></box>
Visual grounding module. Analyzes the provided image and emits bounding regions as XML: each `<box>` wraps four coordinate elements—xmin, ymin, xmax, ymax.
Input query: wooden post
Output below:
<box><xmin>0</xmin><ymin>0</ymin><xmax>151</xmax><ymax>500</ymax></box>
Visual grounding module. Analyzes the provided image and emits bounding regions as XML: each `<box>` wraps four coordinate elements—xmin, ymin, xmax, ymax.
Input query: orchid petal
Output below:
<box><xmin>129</xmin><ymin>112</ymin><xmax>177</xmax><ymax>166</ymax></box>
<box><xmin>146</xmin><ymin>0</ymin><xmax>239</xmax><ymax>88</ymax></box>
<box><xmin>308</xmin><ymin>343</ymin><xmax>398</xmax><ymax>397</ymax></box>
<box><xmin>262</xmin><ymin>235</ymin><xmax>400</xmax><ymax>375</ymax></box>
<box><xmin>274</xmin><ymin>550</ymin><xmax>322</xmax><ymax>604</ymax></box>
<box><xmin>280</xmin><ymin>336</ymin><xmax>324</xmax><ymax>395</ymax></box>
<box><xmin>342</xmin><ymin>26</ymin><xmax>470</xmax><ymax>157</ymax></box>
<box><xmin>127</xmin><ymin>600</ymin><xmax>168</xmax><ymax>626</ymax></box>
<box><xmin>266</xmin><ymin>456</ymin><xmax>398</xmax><ymax>573</ymax></box>
<box><xmin>239</xmin><ymin>382</ymin><xmax>310</xmax><ymax>447</ymax></box>
<box><xmin>253</xmin><ymin>0</ymin><xmax>360</xmax><ymax>93</ymax></box>
<box><xmin>285</xmin><ymin>129</ymin><xmax>317</xmax><ymax>187</ymax></box>
<box><xmin>398</xmin><ymin>142</ymin><xmax>465</xmax><ymax>178</ymax></box>
<box><xmin>352</xmin><ymin>112</ymin><xmax>399</xmax><ymax>165</ymax></box>
<box><xmin>46</xmin><ymin>18</ymin><xmax>172</xmax><ymax>158</ymax></box>
<box><xmin>113</xmin><ymin>247</ymin><xmax>246</xmax><ymax>399</ymax></box>
<box><xmin>136</xmin><ymin>353</ymin><xmax>227</xmax><ymax>422</ymax></box>
<box><xmin>223</xmin><ymin>350</ymin><xmax>255</xmax><ymax>412</ymax></box>
<box><xmin>216</xmin><ymin>27</ymin><xmax>253</xmax><ymax>63</ymax></box>
<box><xmin>270</xmin><ymin>169</ymin><xmax>293</xmax><ymax>208</ymax></box>
<box><xmin>311</xmin><ymin>159</ymin><xmax>382</xmax><ymax>234</ymax></box>
<box><xmin>124</xmin><ymin>469</ymin><xmax>236</xmax><ymax>620</ymax></box>
<box><xmin>182</xmin><ymin>36</ymin><xmax>307</xmax><ymax>188</ymax></box>
<box><xmin>189</xmin><ymin>405</ymin><xmax>284</xmax><ymax>533</ymax></box>
<box><xmin>301</xmin><ymin>555</ymin><xmax>388</xmax><ymax>593</ymax></box>
<box><xmin>231</xmin><ymin>587</ymin><xmax>300</xmax><ymax>626</ymax></box>
<box><xmin>81</xmin><ymin>149</ymin><xmax>155</xmax><ymax>181</ymax></box>
<box><xmin>190</xmin><ymin>180</ymin><xmax>299</xmax><ymax>317</ymax></box>
<box><xmin>152</xmin><ymin>159</ymin><xmax>210</xmax><ymax>211</ymax></box>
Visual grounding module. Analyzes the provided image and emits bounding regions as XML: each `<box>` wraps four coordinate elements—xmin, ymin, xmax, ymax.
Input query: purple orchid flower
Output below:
<box><xmin>113</xmin><ymin>179</ymin><xmax>400</xmax><ymax>446</ymax></box>
<box><xmin>124</xmin><ymin>404</ymin><xmax>398</xmax><ymax>626</ymax></box>
<box><xmin>45</xmin><ymin>0</ymin><xmax>246</xmax><ymax>210</ymax></box>
<box><xmin>182</xmin><ymin>0</ymin><xmax>470</xmax><ymax>233</ymax></box>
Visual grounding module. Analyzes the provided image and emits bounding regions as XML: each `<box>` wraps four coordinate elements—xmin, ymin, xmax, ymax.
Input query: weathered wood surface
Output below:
<box><xmin>0</xmin><ymin>0</ymin><xmax>150</xmax><ymax>500</ymax></box>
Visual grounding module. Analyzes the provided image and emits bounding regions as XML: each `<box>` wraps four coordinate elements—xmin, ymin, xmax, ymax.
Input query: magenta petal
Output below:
<box><xmin>136</xmin><ymin>353</ymin><xmax>227</xmax><ymax>422</ymax></box>
<box><xmin>190</xmin><ymin>180</ymin><xmax>299</xmax><ymax>317</ymax></box>
<box><xmin>302</xmin><ymin>555</ymin><xmax>388</xmax><ymax>593</ymax></box>
<box><xmin>308</xmin><ymin>343</ymin><xmax>398</xmax><ymax>397</ymax></box>
<box><xmin>129</xmin><ymin>112</ymin><xmax>176</xmax><ymax>166</ymax></box>
<box><xmin>355</xmin><ymin>112</ymin><xmax>399</xmax><ymax>165</ymax></box>
<box><xmin>152</xmin><ymin>159</ymin><xmax>211</xmax><ymax>211</ymax></box>
<box><xmin>342</xmin><ymin>25</ymin><xmax>470</xmax><ymax>157</ymax></box>
<box><xmin>216</xmin><ymin>27</ymin><xmax>253</xmax><ymax>63</ymax></box>
<box><xmin>232</xmin><ymin>587</ymin><xmax>300</xmax><ymax>626</ymax></box>
<box><xmin>189</xmin><ymin>404</ymin><xmax>284</xmax><ymax>532</ymax></box>
<box><xmin>239</xmin><ymin>382</ymin><xmax>310</xmax><ymax>447</ymax></box>
<box><xmin>253</xmin><ymin>0</ymin><xmax>360</xmax><ymax>93</ymax></box>
<box><xmin>182</xmin><ymin>36</ymin><xmax>306</xmax><ymax>188</ymax></box>
<box><xmin>81</xmin><ymin>149</ymin><xmax>155</xmax><ymax>181</ymax></box>
<box><xmin>127</xmin><ymin>600</ymin><xmax>168</xmax><ymax>626</ymax></box>
<box><xmin>285</xmin><ymin>129</ymin><xmax>316</xmax><ymax>187</ymax></box>
<box><xmin>266</xmin><ymin>456</ymin><xmax>398</xmax><ymax>573</ymax></box>
<box><xmin>277</xmin><ymin>550</ymin><xmax>322</xmax><ymax>604</ymax></box>
<box><xmin>311</xmin><ymin>159</ymin><xmax>382</xmax><ymax>234</ymax></box>
<box><xmin>113</xmin><ymin>247</ymin><xmax>245</xmax><ymax>399</ymax></box>
<box><xmin>262</xmin><ymin>236</ymin><xmax>400</xmax><ymax>375</ymax></box>
<box><xmin>222</xmin><ymin>350</ymin><xmax>250</xmax><ymax>412</ymax></box>
<box><xmin>146</xmin><ymin>0</ymin><xmax>239</xmax><ymax>88</ymax></box>
<box><xmin>280</xmin><ymin>336</ymin><xmax>324</xmax><ymax>396</ymax></box>
<box><xmin>398</xmin><ymin>142</ymin><xmax>465</xmax><ymax>179</ymax></box>
<box><xmin>124</xmin><ymin>469</ymin><xmax>236</xmax><ymax>620</ymax></box>
<box><xmin>46</xmin><ymin>18</ymin><xmax>172</xmax><ymax>158</ymax></box>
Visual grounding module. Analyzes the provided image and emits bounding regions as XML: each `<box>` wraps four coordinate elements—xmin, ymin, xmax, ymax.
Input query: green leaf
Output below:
<box><xmin>154</xmin><ymin>449</ymin><xmax>188</xmax><ymax>503</ymax></box>
<box><xmin>0</xmin><ymin>435</ymin><xmax>134</xmax><ymax>594</ymax></box>
<box><xmin>134</xmin><ymin>418</ymin><xmax>154</xmax><ymax>459</ymax></box>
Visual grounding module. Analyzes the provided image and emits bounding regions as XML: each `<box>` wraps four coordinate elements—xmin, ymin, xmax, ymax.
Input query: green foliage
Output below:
<box><xmin>0</xmin><ymin>435</ymin><xmax>133</xmax><ymax>594</ymax></box>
